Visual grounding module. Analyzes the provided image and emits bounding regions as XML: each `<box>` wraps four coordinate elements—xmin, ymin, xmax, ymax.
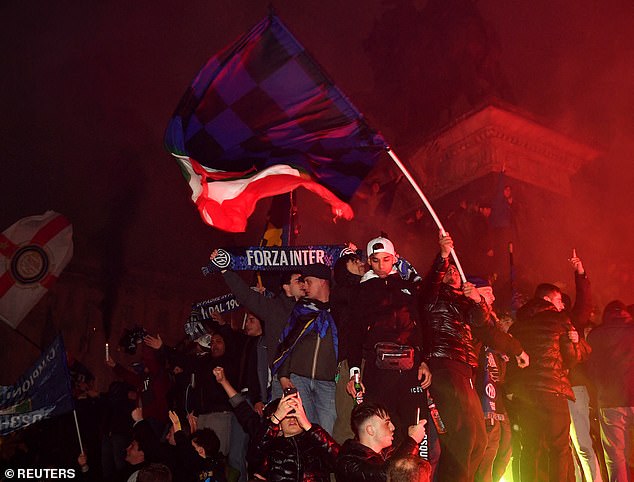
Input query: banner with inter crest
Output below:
<box><xmin>202</xmin><ymin>244</ymin><xmax>351</xmax><ymax>275</ymax></box>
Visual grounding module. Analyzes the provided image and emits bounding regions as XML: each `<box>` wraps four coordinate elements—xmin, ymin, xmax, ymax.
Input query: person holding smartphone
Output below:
<box><xmin>255</xmin><ymin>388</ymin><xmax>340</xmax><ymax>481</ymax></box>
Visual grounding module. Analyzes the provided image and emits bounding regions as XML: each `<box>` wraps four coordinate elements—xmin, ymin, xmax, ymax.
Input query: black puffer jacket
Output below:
<box><xmin>255</xmin><ymin>420</ymin><xmax>339</xmax><ymax>482</ymax></box>
<box><xmin>347</xmin><ymin>272</ymin><xmax>422</xmax><ymax>369</ymax></box>
<box><xmin>507</xmin><ymin>298</ymin><xmax>589</xmax><ymax>400</ymax></box>
<box><xmin>421</xmin><ymin>255</ymin><xmax>506</xmax><ymax>367</ymax></box>
<box><xmin>335</xmin><ymin>437</ymin><xmax>422</xmax><ymax>482</ymax></box>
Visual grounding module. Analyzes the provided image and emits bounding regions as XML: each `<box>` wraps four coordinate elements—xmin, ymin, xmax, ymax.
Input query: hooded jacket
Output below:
<box><xmin>507</xmin><ymin>298</ymin><xmax>589</xmax><ymax>400</ymax></box>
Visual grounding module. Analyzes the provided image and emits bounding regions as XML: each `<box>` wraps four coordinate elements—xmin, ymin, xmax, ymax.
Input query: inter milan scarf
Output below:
<box><xmin>202</xmin><ymin>245</ymin><xmax>349</xmax><ymax>275</ymax></box>
<box><xmin>395</xmin><ymin>257</ymin><xmax>422</xmax><ymax>283</ymax></box>
<box><xmin>271</xmin><ymin>299</ymin><xmax>338</xmax><ymax>375</ymax></box>
<box><xmin>185</xmin><ymin>290</ymin><xmax>274</xmax><ymax>340</ymax></box>
<box><xmin>480</xmin><ymin>348</ymin><xmax>504</xmax><ymax>420</ymax></box>
<box><xmin>360</xmin><ymin>256</ymin><xmax>422</xmax><ymax>283</ymax></box>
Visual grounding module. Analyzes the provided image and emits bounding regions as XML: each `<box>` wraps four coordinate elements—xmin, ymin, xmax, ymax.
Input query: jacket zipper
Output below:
<box><xmin>311</xmin><ymin>336</ymin><xmax>321</xmax><ymax>380</ymax></box>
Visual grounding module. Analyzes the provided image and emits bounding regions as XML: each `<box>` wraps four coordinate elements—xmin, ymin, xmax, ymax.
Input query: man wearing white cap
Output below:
<box><xmin>346</xmin><ymin>236</ymin><xmax>432</xmax><ymax>449</ymax></box>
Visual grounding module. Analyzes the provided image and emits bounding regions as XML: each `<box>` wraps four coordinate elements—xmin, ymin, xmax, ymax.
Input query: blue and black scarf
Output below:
<box><xmin>271</xmin><ymin>299</ymin><xmax>338</xmax><ymax>375</ymax></box>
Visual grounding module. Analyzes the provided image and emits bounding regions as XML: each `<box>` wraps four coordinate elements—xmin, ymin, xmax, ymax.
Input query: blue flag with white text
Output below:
<box><xmin>0</xmin><ymin>335</ymin><xmax>74</xmax><ymax>435</ymax></box>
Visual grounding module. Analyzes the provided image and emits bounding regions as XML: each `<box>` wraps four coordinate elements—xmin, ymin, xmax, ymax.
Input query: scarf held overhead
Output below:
<box><xmin>203</xmin><ymin>244</ymin><xmax>350</xmax><ymax>275</ymax></box>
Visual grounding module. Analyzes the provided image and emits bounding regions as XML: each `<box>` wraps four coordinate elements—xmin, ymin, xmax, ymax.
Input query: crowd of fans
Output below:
<box><xmin>2</xmin><ymin>228</ymin><xmax>633</xmax><ymax>482</ymax></box>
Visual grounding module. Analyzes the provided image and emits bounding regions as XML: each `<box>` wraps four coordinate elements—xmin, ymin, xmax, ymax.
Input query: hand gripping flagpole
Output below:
<box><xmin>386</xmin><ymin>148</ymin><xmax>467</xmax><ymax>284</ymax></box>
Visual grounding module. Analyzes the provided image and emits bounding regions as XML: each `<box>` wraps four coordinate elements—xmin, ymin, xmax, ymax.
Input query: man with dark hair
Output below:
<box><xmin>560</xmin><ymin>252</ymin><xmax>602</xmax><ymax>482</ymax></box>
<box><xmin>387</xmin><ymin>455</ymin><xmax>432</xmax><ymax>482</ymax></box>
<box><xmin>211</xmin><ymin>249</ymin><xmax>305</xmax><ymax>400</ymax></box>
<box><xmin>336</xmin><ymin>402</ymin><xmax>429</xmax><ymax>482</ymax></box>
<box><xmin>506</xmin><ymin>279</ymin><xmax>589</xmax><ymax>481</ymax></box>
<box><xmin>255</xmin><ymin>388</ymin><xmax>339</xmax><ymax>481</ymax></box>
<box><xmin>587</xmin><ymin>300</ymin><xmax>634</xmax><ymax>482</ymax></box>
<box><xmin>169</xmin><ymin>411</ymin><xmax>226</xmax><ymax>482</ymax></box>
<box><xmin>331</xmin><ymin>249</ymin><xmax>366</xmax><ymax>443</ymax></box>
<box><xmin>533</xmin><ymin>283</ymin><xmax>566</xmax><ymax>308</ymax></box>
<box><xmin>421</xmin><ymin>232</ymin><xmax>528</xmax><ymax>482</ymax></box>
<box><xmin>346</xmin><ymin>236</ymin><xmax>432</xmax><ymax>448</ymax></box>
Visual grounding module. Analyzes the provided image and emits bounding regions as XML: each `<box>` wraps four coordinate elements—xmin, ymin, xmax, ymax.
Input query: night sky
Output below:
<box><xmin>2</xmin><ymin>0</ymin><xmax>634</xmax><ymax>372</ymax></box>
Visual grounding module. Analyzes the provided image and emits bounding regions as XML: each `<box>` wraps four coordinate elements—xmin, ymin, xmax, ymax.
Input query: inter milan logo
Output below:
<box><xmin>485</xmin><ymin>382</ymin><xmax>496</xmax><ymax>400</ymax></box>
<box><xmin>11</xmin><ymin>245</ymin><xmax>49</xmax><ymax>285</ymax></box>
<box><xmin>211</xmin><ymin>249</ymin><xmax>231</xmax><ymax>269</ymax></box>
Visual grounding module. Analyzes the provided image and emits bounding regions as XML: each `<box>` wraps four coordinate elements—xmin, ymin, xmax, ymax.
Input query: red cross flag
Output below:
<box><xmin>0</xmin><ymin>211</ymin><xmax>73</xmax><ymax>328</ymax></box>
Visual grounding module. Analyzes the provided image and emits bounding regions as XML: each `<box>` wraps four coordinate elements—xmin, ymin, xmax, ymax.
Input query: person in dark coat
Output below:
<box><xmin>253</xmin><ymin>388</ymin><xmax>339</xmax><ymax>482</ymax></box>
<box><xmin>587</xmin><ymin>300</ymin><xmax>634</xmax><ymax>482</ymax></box>
<box><xmin>336</xmin><ymin>402</ymin><xmax>429</xmax><ymax>482</ymax></box>
<box><xmin>506</xmin><ymin>283</ymin><xmax>590</xmax><ymax>482</ymax></box>
<box><xmin>346</xmin><ymin>236</ymin><xmax>432</xmax><ymax>446</ymax></box>
<box><xmin>420</xmin><ymin>232</ymin><xmax>528</xmax><ymax>482</ymax></box>
<box><xmin>168</xmin><ymin>411</ymin><xmax>226</xmax><ymax>482</ymax></box>
<box><xmin>330</xmin><ymin>249</ymin><xmax>365</xmax><ymax>444</ymax></box>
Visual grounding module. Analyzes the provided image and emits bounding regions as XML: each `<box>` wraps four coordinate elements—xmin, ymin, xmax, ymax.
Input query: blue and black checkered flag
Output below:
<box><xmin>165</xmin><ymin>13</ymin><xmax>387</xmax><ymax>232</ymax></box>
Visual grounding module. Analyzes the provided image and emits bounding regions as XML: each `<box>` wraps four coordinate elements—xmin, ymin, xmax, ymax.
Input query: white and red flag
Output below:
<box><xmin>0</xmin><ymin>211</ymin><xmax>73</xmax><ymax>328</ymax></box>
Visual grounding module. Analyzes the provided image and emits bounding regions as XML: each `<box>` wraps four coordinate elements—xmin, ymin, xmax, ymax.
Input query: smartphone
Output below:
<box><xmin>283</xmin><ymin>387</ymin><xmax>298</xmax><ymax>396</ymax></box>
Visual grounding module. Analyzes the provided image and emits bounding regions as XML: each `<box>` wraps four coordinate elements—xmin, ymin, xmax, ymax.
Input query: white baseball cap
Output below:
<box><xmin>366</xmin><ymin>237</ymin><xmax>396</xmax><ymax>257</ymax></box>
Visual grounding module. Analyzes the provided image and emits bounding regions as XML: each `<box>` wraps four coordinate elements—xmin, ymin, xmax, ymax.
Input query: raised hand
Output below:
<box><xmin>439</xmin><ymin>231</ymin><xmax>454</xmax><ymax>258</ymax></box>
<box><xmin>462</xmin><ymin>282</ymin><xmax>483</xmax><ymax>303</ymax></box>
<box><xmin>143</xmin><ymin>334</ymin><xmax>163</xmax><ymax>350</ymax></box>
<box><xmin>131</xmin><ymin>407</ymin><xmax>143</xmax><ymax>422</ymax></box>
<box><xmin>408</xmin><ymin>419</ymin><xmax>427</xmax><ymax>444</ymax></box>
<box><xmin>212</xmin><ymin>366</ymin><xmax>226</xmax><ymax>383</ymax></box>
<box><xmin>168</xmin><ymin>410</ymin><xmax>182</xmax><ymax>431</ymax></box>
<box><xmin>569</xmin><ymin>248</ymin><xmax>585</xmax><ymax>275</ymax></box>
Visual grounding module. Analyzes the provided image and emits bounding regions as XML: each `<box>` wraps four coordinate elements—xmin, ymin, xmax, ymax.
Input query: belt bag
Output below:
<box><xmin>374</xmin><ymin>342</ymin><xmax>415</xmax><ymax>370</ymax></box>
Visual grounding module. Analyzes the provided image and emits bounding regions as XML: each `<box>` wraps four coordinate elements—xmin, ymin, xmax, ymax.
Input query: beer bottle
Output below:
<box><xmin>353</xmin><ymin>369</ymin><xmax>364</xmax><ymax>405</ymax></box>
<box><xmin>427</xmin><ymin>391</ymin><xmax>447</xmax><ymax>434</ymax></box>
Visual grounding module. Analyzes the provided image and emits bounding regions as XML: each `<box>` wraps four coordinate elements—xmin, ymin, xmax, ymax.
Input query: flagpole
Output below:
<box><xmin>12</xmin><ymin>328</ymin><xmax>43</xmax><ymax>351</ymax></box>
<box><xmin>73</xmin><ymin>409</ymin><xmax>84</xmax><ymax>454</ymax></box>
<box><xmin>385</xmin><ymin>148</ymin><xmax>467</xmax><ymax>283</ymax></box>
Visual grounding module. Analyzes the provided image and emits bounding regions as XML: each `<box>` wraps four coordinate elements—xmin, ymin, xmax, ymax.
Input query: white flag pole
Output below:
<box><xmin>386</xmin><ymin>148</ymin><xmax>467</xmax><ymax>283</ymax></box>
<box><xmin>73</xmin><ymin>409</ymin><xmax>84</xmax><ymax>454</ymax></box>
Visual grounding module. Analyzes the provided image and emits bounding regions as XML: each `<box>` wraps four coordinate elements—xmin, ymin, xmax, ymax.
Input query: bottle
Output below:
<box><xmin>353</xmin><ymin>369</ymin><xmax>364</xmax><ymax>405</ymax></box>
<box><xmin>427</xmin><ymin>391</ymin><xmax>447</xmax><ymax>434</ymax></box>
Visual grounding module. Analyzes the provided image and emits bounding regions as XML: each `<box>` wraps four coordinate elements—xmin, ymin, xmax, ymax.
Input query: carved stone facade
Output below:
<box><xmin>407</xmin><ymin>104</ymin><xmax>601</xmax><ymax>201</ymax></box>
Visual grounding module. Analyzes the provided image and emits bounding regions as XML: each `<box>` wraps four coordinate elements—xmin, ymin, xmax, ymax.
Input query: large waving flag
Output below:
<box><xmin>0</xmin><ymin>211</ymin><xmax>73</xmax><ymax>328</ymax></box>
<box><xmin>165</xmin><ymin>13</ymin><xmax>387</xmax><ymax>232</ymax></box>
